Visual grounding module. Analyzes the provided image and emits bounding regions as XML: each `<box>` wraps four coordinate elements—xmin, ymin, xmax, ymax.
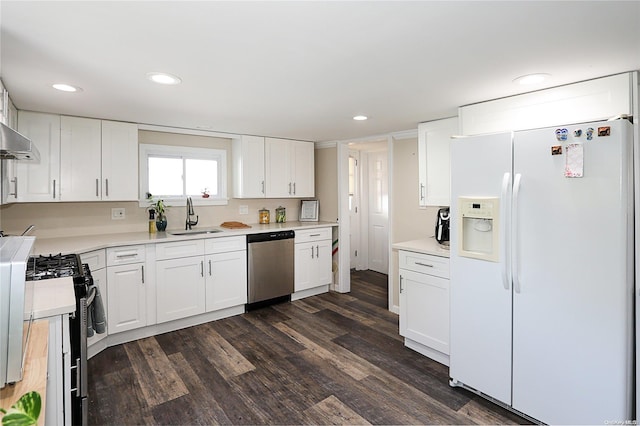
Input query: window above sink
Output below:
<box><xmin>138</xmin><ymin>143</ymin><xmax>228</xmax><ymax>207</ymax></box>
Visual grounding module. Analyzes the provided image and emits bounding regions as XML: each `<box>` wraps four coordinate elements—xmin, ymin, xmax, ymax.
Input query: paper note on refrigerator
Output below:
<box><xmin>564</xmin><ymin>143</ymin><xmax>583</xmax><ymax>178</ymax></box>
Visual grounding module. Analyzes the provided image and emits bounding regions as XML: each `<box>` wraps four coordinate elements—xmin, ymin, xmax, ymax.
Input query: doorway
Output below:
<box><xmin>348</xmin><ymin>141</ymin><xmax>389</xmax><ymax>275</ymax></box>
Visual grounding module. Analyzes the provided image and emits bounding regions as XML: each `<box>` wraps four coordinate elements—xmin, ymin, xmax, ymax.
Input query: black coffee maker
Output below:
<box><xmin>435</xmin><ymin>207</ymin><xmax>450</xmax><ymax>245</ymax></box>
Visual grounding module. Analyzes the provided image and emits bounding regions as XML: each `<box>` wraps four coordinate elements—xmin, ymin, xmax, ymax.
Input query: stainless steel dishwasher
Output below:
<box><xmin>247</xmin><ymin>230</ymin><xmax>295</xmax><ymax>308</ymax></box>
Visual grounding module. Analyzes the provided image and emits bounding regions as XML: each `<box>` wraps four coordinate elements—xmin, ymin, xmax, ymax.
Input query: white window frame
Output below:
<box><xmin>139</xmin><ymin>143</ymin><xmax>228</xmax><ymax>207</ymax></box>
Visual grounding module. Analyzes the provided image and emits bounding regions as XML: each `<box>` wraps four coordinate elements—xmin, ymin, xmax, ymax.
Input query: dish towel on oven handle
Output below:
<box><xmin>87</xmin><ymin>283</ymin><xmax>106</xmax><ymax>337</ymax></box>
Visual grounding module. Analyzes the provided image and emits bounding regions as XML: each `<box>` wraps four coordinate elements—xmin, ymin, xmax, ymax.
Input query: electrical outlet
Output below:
<box><xmin>111</xmin><ymin>208</ymin><xmax>125</xmax><ymax>220</ymax></box>
<box><xmin>239</xmin><ymin>205</ymin><xmax>249</xmax><ymax>215</ymax></box>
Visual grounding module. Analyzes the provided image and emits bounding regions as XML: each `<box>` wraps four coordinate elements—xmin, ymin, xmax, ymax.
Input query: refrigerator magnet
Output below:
<box><xmin>551</xmin><ymin>145</ymin><xmax>562</xmax><ymax>155</ymax></box>
<box><xmin>597</xmin><ymin>126</ymin><xmax>611</xmax><ymax>137</ymax></box>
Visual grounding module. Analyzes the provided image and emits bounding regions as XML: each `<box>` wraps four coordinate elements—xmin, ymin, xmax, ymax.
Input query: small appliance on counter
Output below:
<box><xmin>435</xmin><ymin>207</ymin><xmax>450</xmax><ymax>247</ymax></box>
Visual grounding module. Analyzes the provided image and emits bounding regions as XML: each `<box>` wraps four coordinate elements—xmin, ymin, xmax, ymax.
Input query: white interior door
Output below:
<box><xmin>349</xmin><ymin>151</ymin><xmax>361</xmax><ymax>269</ymax></box>
<box><xmin>368</xmin><ymin>150</ymin><xmax>388</xmax><ymax>274</ymax></box>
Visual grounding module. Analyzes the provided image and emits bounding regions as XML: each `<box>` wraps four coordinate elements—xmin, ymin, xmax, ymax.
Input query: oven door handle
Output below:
<box><xmin>78</xmin><ymin>295</ymin><xmax>90</xmax><ymax>399</ymax></box>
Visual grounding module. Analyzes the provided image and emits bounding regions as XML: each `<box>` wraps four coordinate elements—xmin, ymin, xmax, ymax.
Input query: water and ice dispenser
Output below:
<box><xmin>457</xmin><ymin>197</ymin><xmax>500</xmax><ymax>262</ymax></box>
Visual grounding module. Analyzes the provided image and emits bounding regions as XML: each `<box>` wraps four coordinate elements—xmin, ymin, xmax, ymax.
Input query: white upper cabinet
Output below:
<box><xmin>232</xmin><ymin>135</ymin><xmax>265</xmax><ymax>198</ymax></box>
<box><xmin>16</xmin><ymin>111</ymin><xmax>61</xmax><ymax>202</ymax></box>
<box><xmin>418</xmin><ymin>117</ymin><xmax>458</xmax><ymax>207</ymax></box>
<box><xmin>265</xmin><ymin>137</ymin><xmax>314</xmax><ymax>198</ymax></box>
<box><xmin>16</xmin><ymin>113</ymin><xmax>138</xmax><ymax>202</ymax></box>
<box><xmin>60</xmin><ymin>116</ymin><xmax>102</xmax><ymax>201</ymax></box>
<box><xmin>101</xmin><ymin>120</ymin><xmax>138</xmax><ymax>201</ymax></box>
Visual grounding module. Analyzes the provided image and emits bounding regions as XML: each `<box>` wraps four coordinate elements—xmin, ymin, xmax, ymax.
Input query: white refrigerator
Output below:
<box><xmin>449</xmin><ymin>119</ymin><xmax>634</xmax><ymax>424</ymax></box>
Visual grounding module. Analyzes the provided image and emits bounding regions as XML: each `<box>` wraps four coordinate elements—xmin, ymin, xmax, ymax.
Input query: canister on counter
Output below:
<box><xmin>259</xmin><ymin>208</ymin><xmax>270</xmax><ymax>224</ymax></box>
<box><xmin>276</xmin><ymin>206</ymin><xmax>286</xmax><ymax>223</ymax></box>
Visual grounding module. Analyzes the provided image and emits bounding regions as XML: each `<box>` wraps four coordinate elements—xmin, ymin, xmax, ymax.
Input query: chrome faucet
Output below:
<box><xmin>185</xmin><ymin>197</ymin><xmax>199</xmax><ymax>230</ymax></box>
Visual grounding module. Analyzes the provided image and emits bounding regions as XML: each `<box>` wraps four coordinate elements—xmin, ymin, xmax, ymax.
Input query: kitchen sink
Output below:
<box><xmin>167</xmin><ymin>228</ymin><xmax>223</xmax><ymax>236</ymax></box>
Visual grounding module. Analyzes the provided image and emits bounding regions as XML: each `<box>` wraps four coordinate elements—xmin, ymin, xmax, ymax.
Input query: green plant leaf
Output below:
<box><xmin>2</xmin><ymin>391</ymin><xmax>41</xmax><ymax>426</ymax></box>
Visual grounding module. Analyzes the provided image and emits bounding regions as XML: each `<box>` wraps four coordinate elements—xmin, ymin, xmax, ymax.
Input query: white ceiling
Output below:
<box><xmin>2</xmin><ymin>1</ymin><xmax>639</xmax><ymax>142</ymax></box>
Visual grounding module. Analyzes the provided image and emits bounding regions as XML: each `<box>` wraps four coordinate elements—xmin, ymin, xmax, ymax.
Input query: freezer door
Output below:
<box><xmin>449</xmin><ymin>132</ymin><xmax>513</xmax><ymax>405</ymax></box>
<box><xmin>511</xmin><ymin>120</ymin><xmax>633</xmax><ymax>424</ymax></box>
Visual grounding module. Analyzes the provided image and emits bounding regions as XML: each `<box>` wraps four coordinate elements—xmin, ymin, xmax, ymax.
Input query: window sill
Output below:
<box><xmin>139</xmin><ymin>198</ymin><xmax>229</xmax><ymax>208</ymax></box>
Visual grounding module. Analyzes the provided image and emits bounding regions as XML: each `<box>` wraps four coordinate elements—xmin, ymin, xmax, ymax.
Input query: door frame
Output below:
<box><xmin>335</xmin><ymin>136</ymin><xmax>392</xmax><ymax>296</ymax></box>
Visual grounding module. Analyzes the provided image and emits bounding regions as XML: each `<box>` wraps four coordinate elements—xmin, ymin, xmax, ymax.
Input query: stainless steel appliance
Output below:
<box><xmin>0</xmin><ymin>122</ymin><xmax>39</xmax><ymax>160</ymax></box>
<box><xmin>25</xmin><ymin>253</ymin><xmax>102</xmax><ymax>426</ymax></box>
<box><xmin>247</xmin><ymin>231</ymin><xmax>295</xmax><ymax>308</ymax></box>
<box><xmin>434</xmin><ymin>207</ymin><xmax>450</xmax><ymax>246</ymax></box>
<box><xmin>0</xmin><ymin>236</ymin><xmax>35</xmax><ymax>388</ymax></box>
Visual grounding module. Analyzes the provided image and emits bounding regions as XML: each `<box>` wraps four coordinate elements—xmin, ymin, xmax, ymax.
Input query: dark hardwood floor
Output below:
<box><xmin>88</xmin><ymin>270</ymin><xmax>528</xmax><ymax>425</ymax></box>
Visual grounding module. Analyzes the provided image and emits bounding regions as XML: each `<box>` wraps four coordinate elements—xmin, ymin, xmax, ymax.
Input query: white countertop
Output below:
<box><xmin>392</xmin><ymin>237</ymin><xmax>450</xmax><ymax>258</ymax></box>
<box><xmin>33</xmin><ymin>221</ymin><xmax>338</xmax><ymax>255</ymax></box>
<box><xmin>29</xmin><ymin>277</ymin><xmax>76</xmax><ymax>319</ymax></box>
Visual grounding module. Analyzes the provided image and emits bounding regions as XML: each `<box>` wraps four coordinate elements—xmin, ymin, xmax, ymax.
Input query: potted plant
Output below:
<box><xmin>146</xmin><ymin>193</ymin><xmax>168</xmax><ymax>232</ymax></box>
<box><xmin>0</xmin><ymin>391</ymin><xmax>41</xmax><ymax>425</ymax></box>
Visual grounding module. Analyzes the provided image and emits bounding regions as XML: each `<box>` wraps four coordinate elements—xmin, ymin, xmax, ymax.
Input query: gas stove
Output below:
<box><xmin>25</xmin><ymin>253</ymin><xmax>85</xmax><ymax>283</ymax></box>
<box><xmin>25</xmin><ymin>252</ymin><xmax>94</xmax><ymax>426</ymax></box>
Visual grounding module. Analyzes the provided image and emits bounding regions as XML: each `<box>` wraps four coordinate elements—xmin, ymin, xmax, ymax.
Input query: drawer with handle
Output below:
<box><xmin>295</xmin><ymin>227</ymin><xmax>332</xmax><ymax>243</ymax></box>
<box><xmin>107</xmin><ymin>245</ymin><xmax>147</xmax><ymax>266</ymax></box>
<box><xmin>398</xmin><ymin>250</ymin><xmax>449</xmax><ymax>279</ymax></box>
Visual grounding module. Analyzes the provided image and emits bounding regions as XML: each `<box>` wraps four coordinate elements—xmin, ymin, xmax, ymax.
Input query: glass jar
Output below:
<box><xmin>259</xmin><ymin>208</ymin><xmax>270</xmax><ymax>224</ymax></box>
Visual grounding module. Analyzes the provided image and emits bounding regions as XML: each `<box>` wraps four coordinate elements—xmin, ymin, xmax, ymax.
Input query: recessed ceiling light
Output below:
<box><xmin>52</xmin><ymin>83</ymin><xmax>82</xmax><ymax>92</ymax></box>
<box><xmin>146</xmin><ymin>72</ymin><xmax>182</xmax><ymax>85</ymax></box>
<box><xmin>353</xmin><ymin>115</ymin><xmax>368</xmax><ymax>121</ymax></box>
<box><xmin>513</xmin><ymin>73</ymin><xmax>550</xmax><ymax>86</ymax></box>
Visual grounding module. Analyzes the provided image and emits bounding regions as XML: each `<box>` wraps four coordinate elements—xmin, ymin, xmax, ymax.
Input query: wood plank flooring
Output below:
<box><xmin>88</xmin><ymin>270</ymin><xmax>529</xmax><ymax>425</ymax></box>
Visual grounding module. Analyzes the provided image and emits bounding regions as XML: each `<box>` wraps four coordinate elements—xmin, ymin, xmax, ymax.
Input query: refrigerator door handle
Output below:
<box><xmin>500</xmin><ymin>172</ymin><xmax>511</xmax><ymax>290</ymax></box>
<box><xmin>512</xmin><ymin>173</ymin><xmax>522</xmax><ymax>293</ymax></box>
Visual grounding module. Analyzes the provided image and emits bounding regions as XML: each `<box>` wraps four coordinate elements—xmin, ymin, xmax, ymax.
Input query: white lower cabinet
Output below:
<box><xmin>156</xmin><ymin>236</ymin><xmax>247</xmax><ymax>323</ymax></box>
<box><xmin>294</xmin><ymin>228</ymin><xmax>332</xmax><ymax>292</ymax></box>
<box><xmin>205</xmin><ymin>250</ymin><xmax>247</xmax><ymax>312</ymax></box>
<box><xmin>106</xmin><ymin>245</ymin><xmax>147</xmax><ymax>334</ymax></box>
<box><xmin>107</xmin><ymin>261</ymin><xmax>147</xmax><ymax>334</ymax></box>
<box><xmin>399</xmin><ymin>250</ymin><xmax>450</xmax><ymax>365</ymax></box>
<box><xmin>156</xmin><ymin>256</ymin><xmax>206</xmax><ymax>323</ymax></box>
<box><xmin>45</xmin><ymin>314</ymin><xmax>71</xmax><ymax>426</ymax></box>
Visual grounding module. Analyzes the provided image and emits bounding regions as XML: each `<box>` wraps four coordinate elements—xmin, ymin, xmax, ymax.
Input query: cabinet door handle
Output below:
<box><xmin>420</xmin><ymin>183</ymin><xmax>425</xmax><ymax>201</ymax></box>
<box><xmin>53</xmin><ymin>179</ymin><xmax>56</xmax><ymax>199</ymax></box>
<box><xmin>293</xmin><ymin>182</ymin><xmax>296</xmax><ymax>195</ymax></box>
<box><xmin>96</xmin><ymin>179</ymin><xmax>99</xmax><ymax>197</ymax></box>
<box><xmin>310</xmin><ymin>234</ymin><xmax>321</xmax><ymax>237</ymax></box>
<box><xmin>200</xmin><ymin>260</ymin><xmax>204</xmax><ymax>277</ymax></box>
<box><xmin>311</xmin><ymin>247</ymin><xmax>314</xmax><ymax>259</ymax></box>
<box><xmin>315</xmin><ymin>245</ymin><xmax>319</xmax><ymax>258</ymax></box>
<box><xmin>261</xmin><ymin>181</ymin><xmax>265</xmax><ymax>194</ymax></box>
<box><xmin>399</xmin><ymin>275</ymin><xmax>403</xmax><ymax>293</ymax></box>
<box><xmin>105</xmin><ymin>178</ymin><xmax>109</xmax><ymax>197</ymax></box>
<box><xmin>9</xmin><ymin>177</ymin><xmax>17</xmax><ymax>197</ymax></box>
<box><xmin>208</xmin><ymin>259</ymin><xmax>212</xmax><ymax>276</ymax></box>
<box><xmin>141</xmin><ymin>265</ymin><xmax>145</xmax><ymax>284</ymax></box>
<box><xmin>415</xmin><ymin>262</ymin><xmax>433</xmax><ymax>268</ymax></box>
<box><xmin>288</xmin><ymin>182</ymin><xmax>292</xmax><ymax>195</ymax></box>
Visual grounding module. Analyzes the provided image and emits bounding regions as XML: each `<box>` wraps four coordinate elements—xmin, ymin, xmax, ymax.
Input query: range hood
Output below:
<box><xmin>0</xmin><ymin>122</ymin><xmax>40</xmax><ymax>161</ymax></box>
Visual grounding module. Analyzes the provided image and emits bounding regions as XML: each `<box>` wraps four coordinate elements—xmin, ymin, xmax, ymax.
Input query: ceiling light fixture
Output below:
<box><xmin>353</xmin><ymin>115</ymin><xmax>368</xmax><ymax>121</ymax></box>
<box><xmin>52</xmin><ymin>83</ymin><xmax>82</xmax><ymax>92</ymax></box>
<box><xmin>146</xmin><ymin>72</ymin><xmax>182</xmax><ymax>85</ymax></box>
<box><xmin>513</xmin><ymin>73</ymin><xmax>550</xmax><ymax>86</ymax></box>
